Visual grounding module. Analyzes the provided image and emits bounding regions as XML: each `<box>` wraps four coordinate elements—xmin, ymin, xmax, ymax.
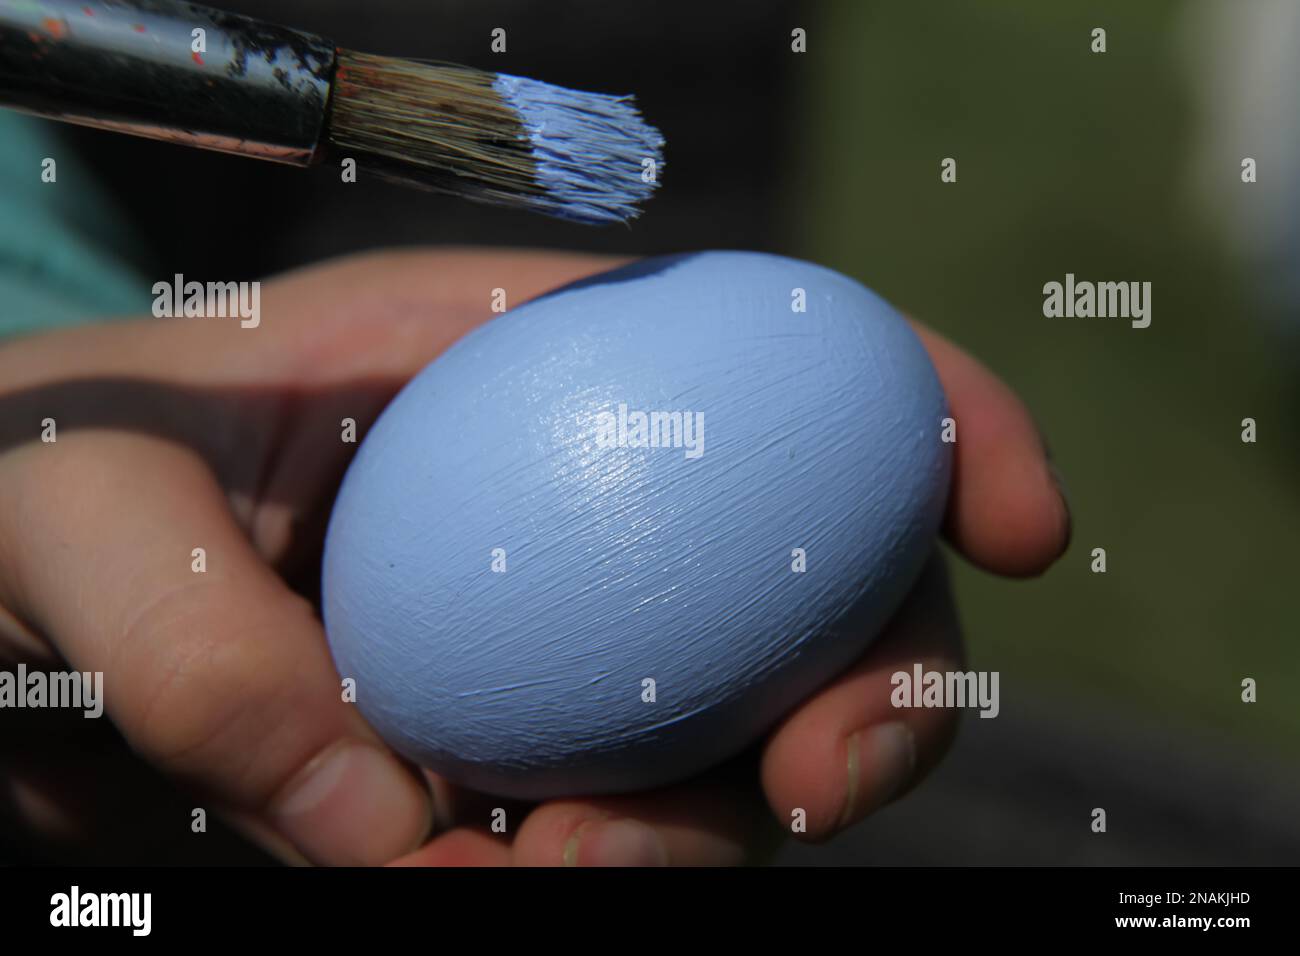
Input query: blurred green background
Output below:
<box><xmin>789</xmin><ymin>0</ymin><xmax>1298</xmax><ymax>752</ymax></box>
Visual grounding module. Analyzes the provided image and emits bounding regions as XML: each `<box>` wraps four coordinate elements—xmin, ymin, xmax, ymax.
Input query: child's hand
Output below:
<box><xmin>0</xmin><ymin>249</ymin><xmax>1069</xmax><ymax>865</ymax></box>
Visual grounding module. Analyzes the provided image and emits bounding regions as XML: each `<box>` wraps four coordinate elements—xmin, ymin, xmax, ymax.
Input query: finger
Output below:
<box><xmin>911</xmin><ymin>322</ymin><xmax>1070</xmax><ymax>576</ymax></box>
<box><xmin>509</xmin><ymin>759</ymin><xmax>779</xmax><ymax>867</ymax></box>
<box><xmin>389</xmin><ymin>828</ymin><xmax>513</xmax><ymax>867</ymax></box>
<box><xmin>761</xmin><ymin>554</ymin><xmax>963</xmax><ymax>842</ymax></box>
<box><xmin>224</xmin><ymin>249</ymin><xmax>629</xmax><ymax>573</ymax></box>
<box><xmin>0</xmin><ymin>249</ymin><xmax>626</xmax><ymax>573</ymax></box>
<box><xmin>0</xmin><ymin>248</ymin><xmax>624</xmax><ymax>391</ymax></box>
<box><xmin>0</xmin><ymin>433</ymin><xmax>432</xmax><ymax>865</ymax></box>
<box><xmin>380</xmin><ymin>771</ymin><xmax>542</xmax><ymax>866</ymax></box>
<box><xmin>243</xmin><ymin>247</ymin><xmax>628</xmax><ymax>385</ymax></box>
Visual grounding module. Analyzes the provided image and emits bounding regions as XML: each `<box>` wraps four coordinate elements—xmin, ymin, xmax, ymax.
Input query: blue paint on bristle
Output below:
<box><xmin>493</xmin><ymin>74</ymin><xmax>665</xmax><ymax>225</ymax></box>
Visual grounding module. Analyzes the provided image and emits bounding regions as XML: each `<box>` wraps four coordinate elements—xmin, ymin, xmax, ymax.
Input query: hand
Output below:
<box><xmin>0</xmin><ymin>249</ymin><xmax>1069</xmax><ymax>865</ymax></box>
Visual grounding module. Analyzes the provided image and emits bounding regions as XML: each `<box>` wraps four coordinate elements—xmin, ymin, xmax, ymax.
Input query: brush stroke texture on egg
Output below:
<box><xmin>322</xmin><ymin>251</ymin><xmax>951</xmax><ymax>800</ymax></box>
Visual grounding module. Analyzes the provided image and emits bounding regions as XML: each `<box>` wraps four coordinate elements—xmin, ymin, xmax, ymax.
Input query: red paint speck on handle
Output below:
<box><xmin>82</xmin><ymin>6</ymin><xmax>94</xmax><ymax>15</ymax></box>
<box><xmin>42</xmin><ymin>17</ymin><xmax>67</xmax><ymax>39</ymax></box>
<box><xmin>192</xmin><ymin>51</ymin><xmax>204</xmax><ymax>66</ymax></box>
<box><xmin>133</xmin><ymin>24</ymin><xmax>146</xmax><ymax>33</ymax></box>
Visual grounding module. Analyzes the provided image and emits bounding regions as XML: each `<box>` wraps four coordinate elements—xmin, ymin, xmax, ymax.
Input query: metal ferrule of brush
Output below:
<box><xmin>0</xmin><ymin>0</ymin><xmax>336</xmax><ymax>163</ymax></box>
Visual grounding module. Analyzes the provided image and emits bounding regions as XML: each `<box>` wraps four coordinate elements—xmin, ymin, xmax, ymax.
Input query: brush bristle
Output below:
<box><xmin>327</xmin><ymin>51</ymin><xmax>663</xmax><ymax>224</ymax></box>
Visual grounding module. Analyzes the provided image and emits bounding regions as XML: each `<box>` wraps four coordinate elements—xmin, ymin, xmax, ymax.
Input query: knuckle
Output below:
<box><xmin>112</xmin><ymin>585</ymin><xmax>318</xmax><ymax>796</ymax></box>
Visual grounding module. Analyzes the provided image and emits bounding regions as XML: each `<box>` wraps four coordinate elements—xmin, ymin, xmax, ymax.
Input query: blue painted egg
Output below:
<box><xmin>322</xmin><ymin>251</ymin><xmax>951</xmax><ymax>800</ymax></box>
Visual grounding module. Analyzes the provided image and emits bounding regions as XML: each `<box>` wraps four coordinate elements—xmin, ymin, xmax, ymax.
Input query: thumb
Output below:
<box><xmin>0</xmin><ymin>431</ymin><xmax>432</xmax><ymax>864</ymax></box>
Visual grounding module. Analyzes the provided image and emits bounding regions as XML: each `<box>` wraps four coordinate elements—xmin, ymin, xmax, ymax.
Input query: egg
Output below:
<box><xmin>321</xmin><ymin>251</ymin><xmax>951</xmax><ymax>800</ymax></box>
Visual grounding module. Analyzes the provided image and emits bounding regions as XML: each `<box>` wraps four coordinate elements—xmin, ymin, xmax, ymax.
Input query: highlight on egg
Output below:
<box><xmin>322</xmin><ymin>251</ymin><xmax>952</xmax><ymax>800</ymax></box>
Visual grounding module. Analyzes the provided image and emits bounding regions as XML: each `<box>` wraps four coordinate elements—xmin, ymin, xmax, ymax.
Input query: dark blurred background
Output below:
<box><xmin>48</xmin><ymin>0</ymin><xmax>1300</xmax><ymax>864</ymax></box>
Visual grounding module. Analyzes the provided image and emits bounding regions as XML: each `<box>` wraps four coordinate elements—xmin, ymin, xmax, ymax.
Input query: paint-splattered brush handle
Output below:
<box><xmin>0</xmin><ymin>0</ymin><xmax>336</xmax><ymax>163</ymax></box>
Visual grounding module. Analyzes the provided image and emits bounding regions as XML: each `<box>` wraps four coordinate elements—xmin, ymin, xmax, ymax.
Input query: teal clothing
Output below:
<box><xmin>0</xmin><ymin>114</ymin><xmax>153</xmax><ymax>338</ymax></box>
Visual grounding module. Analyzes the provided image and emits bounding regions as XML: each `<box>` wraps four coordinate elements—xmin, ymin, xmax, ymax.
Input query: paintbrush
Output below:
<box><xmin>0</xmin><ymin>0</ymin><xmax>664</xmax><ymax>224</ymax></box>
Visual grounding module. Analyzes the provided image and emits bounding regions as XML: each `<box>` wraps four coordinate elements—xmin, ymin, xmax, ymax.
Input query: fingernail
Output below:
<box><xmin>272</xmin><ymin>740</ymin><xmax>432</xmax><ymax>866</ymax></box>
<box><xmin>563</xmin><ymin>819</ymin><xmax>669</xmax><ymax>867</ymax></box>
<box><xmin>839</xmin><ymin>723</ymin><xmax>916</xmax><ymax>829</ymax></box>
<box><xmin>1047</xmin><ymin>461</ymin><xmax>1073</xmax><ymax>550</ymax></box>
